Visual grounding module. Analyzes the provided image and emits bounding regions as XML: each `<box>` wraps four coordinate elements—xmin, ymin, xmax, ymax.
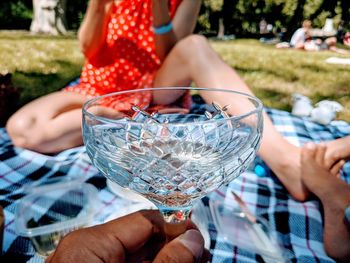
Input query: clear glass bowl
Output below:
<box><xmin>210</xmin><ymin>200</ymin><xmax>288</xmax><ymax>262</ymax></box>
<box><xmin>82</xmin><ymin>87</ymin><xmax>263</xmax><ymax>223</ymax></box>
<box><xmin>15</xmin><ymin>179</ymin><xmax>99</xmax><ymax>256</ymax></box>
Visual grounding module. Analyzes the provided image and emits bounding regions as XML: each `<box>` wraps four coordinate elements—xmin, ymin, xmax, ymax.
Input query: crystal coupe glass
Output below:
<box><xmin>82</xmin><ymin>87</ymin><xmax>263</xmax><ymax>233</ymax></box>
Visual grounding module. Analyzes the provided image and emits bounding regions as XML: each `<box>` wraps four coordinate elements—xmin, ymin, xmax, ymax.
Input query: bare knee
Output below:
<box><xmin>6</xmin><ymin>112</ymin><xmax>40</xmax><ymax>149</ymax></box>
<box><xmin>177</xmin><ymin>34</ymin><xmax>209</xmax><ymax>49</ymax></box>
<box><xmin>172</xmin><ymin>35</ymin><xmax>215</xmax><ymax>64</ymax></box>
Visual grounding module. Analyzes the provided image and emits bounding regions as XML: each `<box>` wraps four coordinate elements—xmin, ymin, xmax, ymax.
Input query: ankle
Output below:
<box><xmin>268</xmin><ymin>148</ymin><xmax>300</xmax><ymax>173</ymax></box>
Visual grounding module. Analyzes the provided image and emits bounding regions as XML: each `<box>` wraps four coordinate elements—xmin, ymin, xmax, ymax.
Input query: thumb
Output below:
<box><xmin>153</xmin><ymin>229</ymin><xmax>204</xmax><ymax>263</ymax></box>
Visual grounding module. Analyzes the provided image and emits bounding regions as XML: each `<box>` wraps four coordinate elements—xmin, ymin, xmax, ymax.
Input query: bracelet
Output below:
<box><xmin>153</xmin><ymin>21</ymin><xmax>173</xmax><ymax>35</ymax></box>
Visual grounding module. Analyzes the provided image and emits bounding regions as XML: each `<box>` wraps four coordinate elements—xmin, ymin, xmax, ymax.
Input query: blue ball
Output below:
<box><xmin>254</xmin><ymin>164</ymin><xmax>267</xmax><ymax>177</ymax></box>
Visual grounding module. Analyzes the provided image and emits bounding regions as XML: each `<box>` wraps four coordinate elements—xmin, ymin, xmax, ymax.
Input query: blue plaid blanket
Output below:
<box><xmin>1</xmin><ymin>105</ymin><xmax>349</xmax><ymax>263</ymax></box>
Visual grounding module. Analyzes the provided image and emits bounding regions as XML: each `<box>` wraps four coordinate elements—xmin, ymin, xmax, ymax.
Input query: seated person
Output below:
<box><xmin>288</xmin><ymin>28</ymin><xmax>348</xmax><ymax>54</ymax></box>
<box><xmin>6</xmin><ymin>0</ymin><xmax>202</xmax><ymax>153</ymax></box>
<box><xmin>276</xmin><ymin>20</ymin><xmax>343</xmax><ymax>53</ymax></box>
<box><xmin>290</xmin><ymin>20</ymin><xmax>313</xmax><ymax>49</ymax></box>
<box><xmin>303</xmin><ymin>33</ymin><xmax>337</xmax><ymax>52</ymax></box>
<box><xmin>276</xmin><ymin>20</ymin><xmax>312</xmax><ymax>49</ymax></box>
<box><xmin>5</xmin><ymin>0</ymin><xmax>348</xmax><ymax>205</ymax></box>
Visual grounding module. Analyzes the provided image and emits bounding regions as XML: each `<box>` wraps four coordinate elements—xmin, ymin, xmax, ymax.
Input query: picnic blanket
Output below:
<box><xmin>1</xmin><ymin>104</ymin><xmax>350</xmax><ymax>263</ymax></box>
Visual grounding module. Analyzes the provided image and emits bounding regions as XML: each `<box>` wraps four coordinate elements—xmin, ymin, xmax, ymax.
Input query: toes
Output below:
<box><xmin>330</xmin><ymin>159</ymin><xmax>345</xmax><ymax>176</ymax></box>
<box><xmin>315</xmin><ymin>142</ymin><xmax>327</xmax><ymax>165</ymax></box>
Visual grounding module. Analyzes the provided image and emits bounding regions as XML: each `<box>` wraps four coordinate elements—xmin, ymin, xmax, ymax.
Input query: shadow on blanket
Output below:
<box><xmin>0</xmin><ymin>74</ymin><xmax>20</xmax><ymax>127</ymax></box>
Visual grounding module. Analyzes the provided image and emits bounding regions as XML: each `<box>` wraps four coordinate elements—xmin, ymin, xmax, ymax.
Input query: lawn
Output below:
<box><xmin>1</xmin><ymin>30</ymin><xmax>349</xmax><ymax>121</ymax></box>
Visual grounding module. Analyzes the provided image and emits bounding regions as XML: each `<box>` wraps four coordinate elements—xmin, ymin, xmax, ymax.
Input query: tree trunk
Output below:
<box><xmin>222</xmin><ymin>0</ymin><xmax>237</xmax><ymax>35</ymax></box>
<box><xmin>30</xmin><ymin>0</ymin><xmax>67</xmax><ymax>35</ymax></box>
<box><xmin>217</xmin><ymin>18</ymin><xmax>224</xmax><ymax>38</ymax></box>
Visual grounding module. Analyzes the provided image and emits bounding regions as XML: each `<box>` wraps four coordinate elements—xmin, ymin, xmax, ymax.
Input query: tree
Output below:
<box><xmin>340</xmin><ymin>1</ymin><xmax>350</xmax><ymax>28</ymax></box>
<box><xmin>0</xmin><ymin>1</ymin><xmax>32</xmax><ymax>29</ymax></box>
<box><xmin>30</xmin><ymin>0</ymin><xmax>67</xmax><ymax>35</ymax></box>
<box><xmin>288</xmin><ymin>0</ymin><xmax>307</xmax><ymax>36</ymax></box>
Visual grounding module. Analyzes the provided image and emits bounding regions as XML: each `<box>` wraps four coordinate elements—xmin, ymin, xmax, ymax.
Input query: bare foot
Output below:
<box><xmin>301</xmin><ymin>143</ymin><xmax>350</xmax><ymax>261</ymax></box>
<box><xmin>262</xmin><ymin>139</ymin><xmax>346</xmax><ymax>202</ymax></box>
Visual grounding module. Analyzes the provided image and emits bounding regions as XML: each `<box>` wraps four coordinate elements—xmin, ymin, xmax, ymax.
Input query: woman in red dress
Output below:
<box><xmin>7</xmin><ymin>0</ymin><xmax>202</xmax><ymax>153</ymax></box>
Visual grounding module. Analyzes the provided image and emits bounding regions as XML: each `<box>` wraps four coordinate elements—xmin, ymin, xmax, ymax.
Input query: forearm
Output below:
<box><xmin>152</xmin><ymin>0</ymin><xmax>178</xmax><ymax>61</ymax></box>
<box><xmin>152</xmin><ymin>0</ymin><xmax>202</xmax><ymax>61</ymax></box>
<box><xmin>78</xmin><ymin>0</ymin><xmax>113</xmax><ymax>60</ymax></box>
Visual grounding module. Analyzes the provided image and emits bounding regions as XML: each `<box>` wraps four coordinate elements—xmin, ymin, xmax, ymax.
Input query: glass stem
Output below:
<box><xmin>160</xmin><ymin>209</ymin><xmax>191</xmax><ymax>241</ymax></box>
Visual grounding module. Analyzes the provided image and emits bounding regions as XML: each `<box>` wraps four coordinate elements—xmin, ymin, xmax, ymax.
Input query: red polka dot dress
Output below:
<box><xmin>64</xmin><ymin>0</ymin><xmax>184</xmax><ymax>111</ymax></box>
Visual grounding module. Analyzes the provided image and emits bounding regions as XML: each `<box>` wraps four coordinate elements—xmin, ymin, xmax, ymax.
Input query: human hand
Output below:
<box><xmin>325</xmin><ymin>137</ymin><xmax>350</xmax><ymax>164</ymax></box>
<box><xmin>46</xmin><ymin>210</ymin><xmax>205</xmax><ymax>263</ymax></box>
<box><xmin>305</xmin><ymin>142</ymin><xmax>346</xmax><ymax>178</ymax></box>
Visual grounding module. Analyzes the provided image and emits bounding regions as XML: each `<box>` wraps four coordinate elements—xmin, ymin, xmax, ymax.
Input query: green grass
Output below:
<box><xmin>1</xmin><ymin>31</ymin><xmax>349</xmax><ymax>121</ymax></box>
<box><xmin>211</xmin><ymin>39</ymin><xmax>350</xmax><ymax>121</ymax></box>
<box><xmin>0</xmin><ymin>31</ymin><xmax>84</xmax><ymax>105</ymax></box>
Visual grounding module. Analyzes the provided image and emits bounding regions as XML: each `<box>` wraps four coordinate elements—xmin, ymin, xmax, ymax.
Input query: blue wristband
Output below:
<box><xmin>153</xmin><ymin>21</ymin><xmax>173</xmax><ymax>35</ymax></box>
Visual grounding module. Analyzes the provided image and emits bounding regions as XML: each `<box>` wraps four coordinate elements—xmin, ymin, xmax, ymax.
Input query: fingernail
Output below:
<box><xmin>179</xmin><ymin>229</ymin><xmax>204</xmax><ymax>260</ymax></box>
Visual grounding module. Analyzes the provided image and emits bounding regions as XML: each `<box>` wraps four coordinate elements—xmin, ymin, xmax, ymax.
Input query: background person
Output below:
<box><xmin>289</xmin><ymin>20</ymin><xmax>312</xmax><ymax>49</ymax></box>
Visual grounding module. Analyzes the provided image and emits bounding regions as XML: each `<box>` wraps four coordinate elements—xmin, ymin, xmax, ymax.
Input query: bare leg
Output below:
<box><xmin>6</xmin><ymin>91</ymin><xmax>87</xmax><ymax>153</ymax></box>
<box><xmin>294</xmin><ymin>42</ymin><xmax>305</xmax><ymax>50</ymax></box>
<box><xmin>154</xmin><ymin>35</ymin><xmax>307</xmax><ymax>201</ymax></box>
<box><xmin>301</xmin><ymin>143</ymin><xmax>350</xmax><ymax>261</ymax></box>
<box><xmin>325</xmin><ymin>37</ymin><xmax>350</xmax><ymax>54</ymax></box>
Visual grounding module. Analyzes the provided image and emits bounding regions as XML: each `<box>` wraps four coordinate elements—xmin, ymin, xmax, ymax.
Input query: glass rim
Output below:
<box><xmin>82</xmin><ymin>87</ymin><xmax>263</xmax><ymax>126</ymax></box>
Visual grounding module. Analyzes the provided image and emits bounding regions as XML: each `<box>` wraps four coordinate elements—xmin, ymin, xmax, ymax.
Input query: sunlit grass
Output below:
<box><xmin>0</xmin><ymin>31</ymin><xmax>349</xmax><ymax>121</ymax></box>
<box><xmin>0</xmin><ymin>31</ymin><xmax>83</xmax><ymax>105</ymax></box>
<box><xmin>212</xmin><ymin>39</ymin><xmax>350</xmax><ymax>121</ymax></box>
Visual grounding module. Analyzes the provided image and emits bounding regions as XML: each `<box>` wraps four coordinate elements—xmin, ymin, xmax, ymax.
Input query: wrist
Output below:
<box><xmin>153</xmin><ymin>21</ymin><xmax>173</xmax><ymax>35</ymax></box>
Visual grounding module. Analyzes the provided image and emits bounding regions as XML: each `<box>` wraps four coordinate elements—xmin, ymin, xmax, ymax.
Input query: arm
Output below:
<box><xmin>152</xmin><ymin>0</ymin><xmax>202</xmax><ymax>61</ymax></box>
<box><xmin>78</xmin><ymin>0</ymin><xmax>114</xmax><ymax>60</ymax></box>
